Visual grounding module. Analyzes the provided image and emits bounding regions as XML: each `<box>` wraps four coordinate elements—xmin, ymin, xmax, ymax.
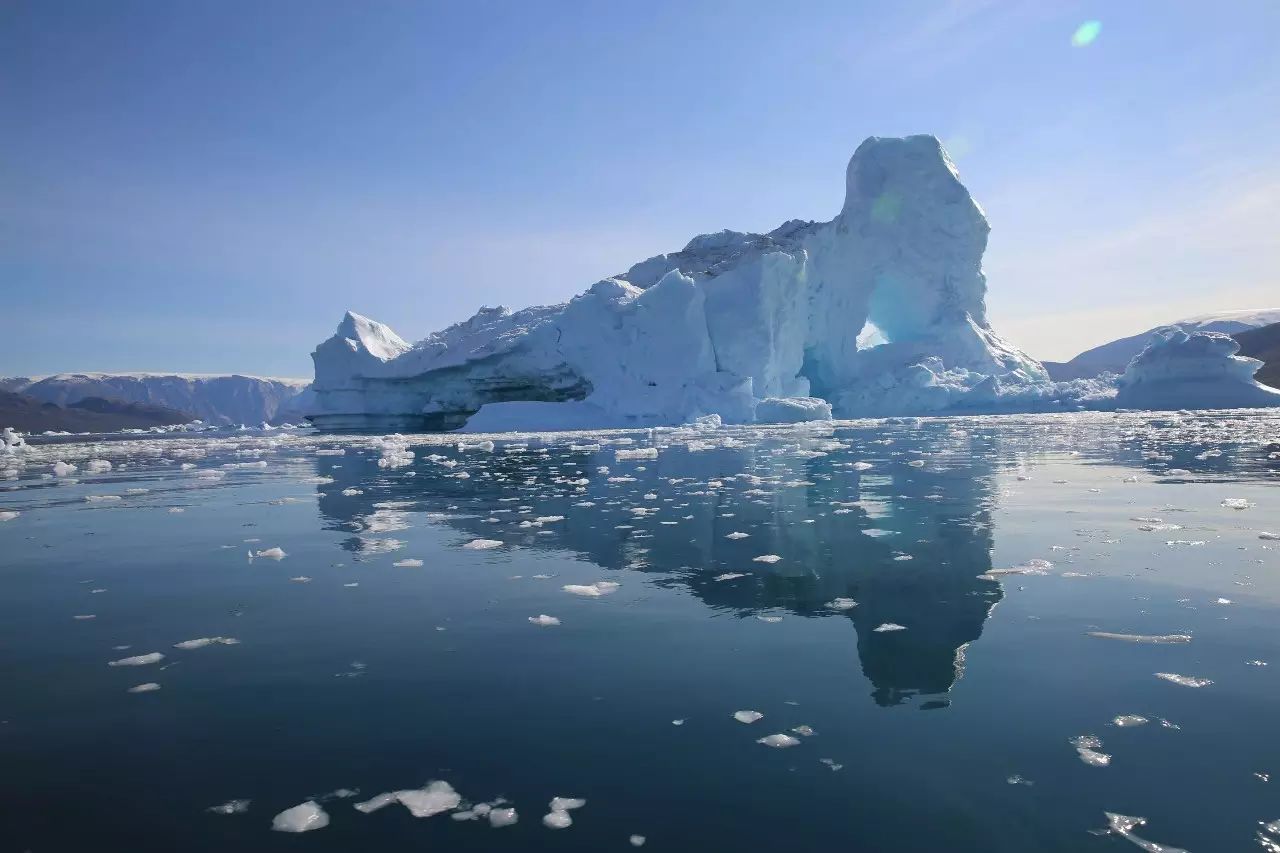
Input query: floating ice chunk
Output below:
<box><xmin>85</xmin><ymin>495</ymin><xmax>122</xmax><ymax>502</ymax></box>
<box><xmin>290</xmin><ymin>576</ymin><xmax>312</xmax><ymax>583</ymax></box>
<box><xmin>353</xmin><ymin>792</ymin><xmax>398</xmax><ymax>813</ymax></box>
<box><xmin>820</xmin><ymin>758</ymin><xmax>844</xmax><ymax>771</ymax></box>
<box><xmin>616</xmin><ymin>447</ymin><xmax>658</xmax><ymax>460</ymax></box>
<box><xmin>1155</xmin><ymin>672</ymin><xmax>1213</xmax><ymax>688</ymax></box>
<box><xmin>725</xmin><ymin>532</ymin><xmax>749</xmax><ymax>539</ymax></box>
<box><xmin>563</xmin><ymin>581</ymin><xmax>620</xmax><ymax>597</ymax></box>
<box><xmin>173</xmin><ymin>637</ymin><xmax>239</xmax><ymax>650</ymax></box>
<box><xmin>489</xmin><ymin>807</ymin><xmax>518</xmax><ymax>827</ymax></box>
<box><xmin>1006</xmin><ymin>775</ymin><xmax>1034</xmax><ymax>786</ymax></box>
<box><xmin>1221</xmin><ymin>498</ymin><xmax>1253</xmax><ymax>510</ymax></box>
<box><xmin>109</xmin><ymin>652</ymin><xmax>165</xmax><ymax>667</ymax></box>
<box><xmin>1101</xmin><ymin>812</ymin><xmax>1189</xmax><ymax>853</ymax></box>
<box><xmin>714</xmin><ymin>572</ymin><xmax>747</xmax><ymax>581</ymax></box>
<box><xmin>73</xmin><ymin>614</ymin><xmax>95</xmax><ymax>620</ymax></box>
<box><xmin>207</xmin><ymin>799</ymin><xmax>251</xmax><ymax>815</ymax></box>
<box><xmin>53</xmin><ymin>461</ymin><xmax>77</xmax><ymax>476</ymax></box>
<box><xmin>1070</xmin><ymin>735</ymin><xmax>1111</xmax><ymax>767</ymax></box>
<box><xmin>529</xmin><ymin>614</ymin><xmax>561</xmax><ymax>626</ymax></box>
<box><xmin>630</xmin><ymin>835</ymin><xmax>647</xmax><ymax>846</ymax></box>
<box><xmin>873</xmin><ymin>623</ymin><xmax>907</xmax><ymax>632</ymax></box>
<box><xmin>733</xmin><ymin>710</ymin><xmax>763</xmax><ymax>724</ymax></box>
<box><xmin>907</xmin><ymin>459</ymin><xmax>926</xmax><ymax>468</ymax></box>
<box><xmin>1214</xmin><ymin>597</ymin><xmax>1232</xmax><ymax>605</ymax></box>
<box><xmin>543</xmin><ymin>810</ymin><xmax>573</xmax><ymax>829</ymax></box>
<box><xmin>271</xmin><ymin>801</ymin><xmax>329</xmax><ymax>832</ymax></box>
<box><xmin>127</xmin><ymin>682</ymin><xmax>161</xmax><ymax>693</ymax></box>
<box><xmin>672</xmin><ymin>719</ymin><xmax>684</xmax><ymax>726</ymax></box>
<box><xmin>791</xmin><ymin>725</ymin><xmax>816</xmax><ymax>736</ymax></box>
<box><xmin>463</xmin><ymin>538</ymin><xmax>503</xmax><ymax>550</ymax></box>
<box><xmin>757</xmin><ymin>733</ymin><xmax>801</xmax><ymax>748</ymax></box>
<box><xmin>756</xmin><ymin>615</ymin><xmax>782</xmax><ymax>623</ymax></box>
<box><xmin>752</xmin><ymin>554</ymin><xmax>781</xmax><ymax>563</ymax></box>
<box><xmin>254</xmin><ymin>547</ymin><xmax>287</xmax><ymax>560</ymax></box>
<box><xmin>360</xmin><ymin>781</ymin><xmax>462</xmax><ymax>818</ymax></box>
<box><xmin>1260</xmin><ymin>532</ymin><xmax>1280</xmax><ymax>541</ymax></box>
<box><xmin>1112</xmin><ymin>715</ymin><xmax>1148</xmax><ymax>727</ymax></box>
<box><xmin>393</xmin><ymin>558</ymin><xmax>424</xmax><ymax>567</ymax></box>
<box><xmin>549</xmin><ymin>797</ymin><xmax>585</xmax><ymax>811</ymax></box>
<box><xmin>1087</xmin><ymin>631</ymin><xmax>1192</xmax><ymax>644</ymax></box>
<box><xmin>826</xmin><ymin>598</ymin><xmax>857</xmax><ymax>610</ymax></box>
<box><xmin>0</xmin><ymin>511</ymin><xmax>17</xmax><ymax>522</ymax></box>
<box><xmin>342</xmin><ymin>488</ymin><xmax>363</xmax><ymax>496</ymax></box>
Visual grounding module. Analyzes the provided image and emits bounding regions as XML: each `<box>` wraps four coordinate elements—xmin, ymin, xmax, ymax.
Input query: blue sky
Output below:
<box><xmin>4</xmin><ymin>0</ymin><xmax>1278</xmax><ymax>377</ymax></box>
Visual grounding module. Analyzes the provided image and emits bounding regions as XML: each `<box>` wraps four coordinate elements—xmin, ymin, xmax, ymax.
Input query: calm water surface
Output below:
<box><xmin>2</xmin><ymin>413</ymin><xmax>1278</xmax><ymax>852</ymax></box>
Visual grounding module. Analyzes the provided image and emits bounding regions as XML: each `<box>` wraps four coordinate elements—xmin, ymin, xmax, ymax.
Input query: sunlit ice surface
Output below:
<box><xmin>2</xmin><ymin>411</ymin><xmax>1278</xmax><ymax>851</ymax></box>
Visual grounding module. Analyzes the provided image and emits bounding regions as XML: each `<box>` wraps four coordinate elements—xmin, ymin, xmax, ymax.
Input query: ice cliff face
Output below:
<box><xmin>309</xmin><ymin>135</ymin><xmax>1053</xmax><ymax>430</ymax></box>
<box><xmin>8</xmin><ymin>373</ymin><xmax>312</xmax><ymax>426</ymax></box>
<box><xmin>1115</xmin><ymin>329</ymin><xmax>1280</xmax><ymax>411</ymax></box>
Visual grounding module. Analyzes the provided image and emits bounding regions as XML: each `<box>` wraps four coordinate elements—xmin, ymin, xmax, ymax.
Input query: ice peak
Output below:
<box><xmin>334</xmin><ymin>311</ymin><xmax>409</xmax><ymax>361</ymax></box>
<box><xmin>841</xmin><ymin>134</ymin><xmax>978</xmax><ymax>226</ymax></box>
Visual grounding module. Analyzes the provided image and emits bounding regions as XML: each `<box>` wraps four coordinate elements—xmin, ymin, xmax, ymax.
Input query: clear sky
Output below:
<box><xmin>3</xmin><ymin>0</ymin><xmax>1278</xmax><ymax>378</ymax></box>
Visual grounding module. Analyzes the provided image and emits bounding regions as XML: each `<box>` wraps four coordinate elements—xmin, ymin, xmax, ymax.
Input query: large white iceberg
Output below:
<box><xmin>1115</xmin><ymin>328</ymin><xmax>1280</xmax><ymax>410</ymax></box>
<box><xmin>311</xmin><ymin>135</ymin><xmax>1055</xmax><ymax>430</ymax></box>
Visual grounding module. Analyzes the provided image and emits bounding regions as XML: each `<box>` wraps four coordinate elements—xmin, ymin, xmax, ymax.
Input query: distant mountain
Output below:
<box><xmin>2</xmin><ymin>373</ymin><xmax>312</xmax><ymax>426</ymax></box>
<box><xmin>0</xmin><ymin>391</ymin><xmax>192</xmax><ymax>433</ymax></box>
<box><xmin>1043</xmin><ymin>309</ymin><xmax>1280</xmax><ymax>380</ymax></box>
<box><xmin>1234</xmin><ymin>321</ymin><xmax>1280</xmax><ymax>389</ymax></box>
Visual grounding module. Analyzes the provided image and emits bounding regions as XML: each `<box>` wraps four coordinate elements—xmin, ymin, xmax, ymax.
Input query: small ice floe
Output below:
<box><xmin>355</xmin><ymin>781</ymin><xmax>461</xmax><ymax>817</ymax></box>
<box><xmin>820</xmin><ymin>758</ymin><xmax>844</xmax><ymax>771</ymax></box>
<box><xmin>756</xmin><ymin>615</ymin><xmax>782</xmax><ymax>623</ymax></box>
<box><xmin>733</xmin><ymin>710</ymin><xmax>763</xmax><ymax>724</ymax></box>
<box><xmin>1259</xmin><ymin>532</ymin><xmax>1280</xmax><ymax>541</ymax></box>
<box><xmin>563</xmin><ymin>581</ymin><xmax>620</xmax><ymax>597</ymax></box>
<box><xmin>1155</xmin><ymin>672</ymin><xmax>1213</xmax><ymax>688</ymax></box>
<box><xmin>1087</xmin><ymin>631</ymin><xmax>1192</xmax><ymax>644</ymax></box>
<box><xmin>73</xmin><ymin>614</ymin><xmax>95</xmax><ymax>620</ymax></box>
<box><xmin>463</xmin><ymin>538</ymin><xmax>503</xmax><ymax>550</ymax></box>
<box><xmin>343</xmin><ymin>582</ymin><xmax>359</xmax><ymax>588</ymax></box>
<box><xmin>907</xmin><ymin>459</ymin><xmax>926</xmax><ymax>468</ymax></box>
<box><xmin>725</xmin><ymin>532</ymin><xmax>749</xmax><ymax>539</ymax></box>
<box><xmin>1158</xmin><ymin>718</ymin><xmax>1181</xmax><ymax>730</ymax></box>
<box><xmin>791</xmin><ymin>725</ymin><xmax>815</xmax><ymax>737</ymax></box>
<box><xmin>127</xmin><ymin>682</ymin><xmax>161</xmax><ymax>693</ymax></box>
<box><xmin>630</xmin><ymin>834</ymin><xmax>646</xmax><ymax>846</ymax></box>
<box><xmin>488</xmin><ymin>807</ymin><xmax>518</xmax><ymax>827</ymax></box>
<box><xmin>672</xmin><ymin>719</ymin><xmax>685</xmax><ymax>726</ymax></box>
<box><xmin>757</xmin><ymin>733</ymin><xmax>801</xmax><ymax>748</ymax></box>
<box><xmin>53</xmin><ymin>461</ymin><xmax>77</xmax><ymax>476</ymax></box>
<box><xmin>543</xmin><ymin>796</ymin><xmax>585</xmax><ymax>829</ymax></box>
<box><xmin>253</xmin><ymin>547</ymin><xmax>287</xmax><ymax>560</ymax></box>
<box><xmin>1221</xmin><ymin>498</ymin><xmax>1253</xmax><ymax>510</ymax></box>
<box><xmin>85</xmin><ymin>495</ymin><xmax>122</xmax><ymax>503</ymax></box>
<box><xmin>1070</xmin><ymin>735</ymin><xmax>1111</xmax><ymax>767</ymax></box>
<box><xmin>752</xmin><ymin>554</ymin><xmax>781</xmax><ymax>563</ymax></box>
<box><xmin>1247</xmin><ymin>660</ymin><xmax>1269</xmax><ymax>667</ymax></box>
<box><xmin>341</xmin><ymin>488</ymin><xmax>363</xmax><ymax>496</ymax></box>
<box><xmin>0</xmin><ymin>510</ymin><xmax>18</xmax><ymax>522</ymax></box>
<box><xmin>826</xmin><ymin>597</ymin><xmax>857</xmax><ymax>610</ymax></box>
<box><xmin>393</xmin><ymin>558</ymin><xmax>424</xmax><ymax>567</ymax></box>
<box><xmin>714</xmin><ymin>572</ymin><xmax>747</xmax><ymax>581</ymax></box>
<box><xmin>1099</xmin><ymin>812</ymin><xmax>1189</xmax><ymax>853</ymax></box>
<box><xmin>290</xmin><ymin>576</ymin><xmax>313</xmax><ymax>583</ymax></box>
<box><xmin>108</xmin><ymin>652</ymin><xmax>165</xmax><ymax>667</ymax></box>
<box><xmin>207</xmin><ymin>799</ymin><xmax>251</xmax><ymax>815</ymax></box>
<box><xmin>271</xmin><ymin>800</ymin><xmax>329</xmax><ymax>832</ymax></box>
<box><xmin>873</xmin><ymin>623</ymin><xmax>907</xmax><ymax>632</ymax></box>
<box><xmin>1214</xmin><ymin>597</ymin><xmax>1232</xmax><ymax>605</ymax></box>
<box><xmin>1112</xmin><ymin>715</ymin><xmax>1148</xmax><ymax>728</ymax></box>
<box><xmin>173</xmin><ymin>637</ymin><xmax>239</xmax><ymax>650</ymax></box>
<box><xmin>528</xmin><ymin>614</ymin><xmax>561</xmax><ymax>626</ymax></box>
<box><xmin>167</xmin><ymin>507</ymin><xmax>185</xmax><ymax>514</ymax></box>
<box><xmin>1006</xmin><ymin>775</ymin><xmax>1034</xmax><ymax>786</ymax></box>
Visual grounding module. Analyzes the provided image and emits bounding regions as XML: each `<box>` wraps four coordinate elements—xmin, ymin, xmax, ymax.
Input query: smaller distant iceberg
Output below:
<box><xmin>1115</xmin><ymin>327</ymin><xmax>1280</xmax><ymax>410</ymax></box>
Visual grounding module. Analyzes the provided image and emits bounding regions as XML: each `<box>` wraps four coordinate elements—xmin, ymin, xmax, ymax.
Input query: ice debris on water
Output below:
<box><xmin>820</xmin><ymin>758</ymin><xmax>844</xmax><ymax>771</ymax></box>
<box><xmin>1087</xmin><ymin>631</ymin><xmax>1192</xmax><ymax>644</ymax></box>
<box><xmin>173</xmin><ymin>637</ymin><xmax>239</xmax><ymax>649</ymax></box>
<box><xmin>528</xmin><ymin>614</ymin><xmax>561</xmax><ymax>626</ymax></box>
<box><xmin>1155</xmin><ymin>672</ymin><xmax>1213</xmax><ymax>688</ymax></box>
<box><xmin>1221</xmin><ymin>498</ymin><xmax>1253</xmax><ymax>510</ymax></box>
<box><xmin>355</xmin><ymin>781</ymin><xmax>461</xmax><ymax>818</ymax></box>
<box><xmin>630</xmin><ymin>834</ymin><xmax>647</xmax><ymax>846</ymax></box>
<box><xmin>752</xmin><ymin>554</ymin><xmax>782</xmax><ymax>563</ymax></box>
<box><xmin>791</xmin><ymin>725</ymin><xmax>816</xmax><ymax>736</ymax></box>
<box><xmin>207</xmin><ymin>799</ymin><xmax>251</xmax><ymax>815</ymax></box>
<box><xmin>543</xmin><ymin>796</ymin><xmax>585</xmax><ymax>829</ymax></box>
<box><xmin>725</xmin><ymin>531</ymin><xmax>749</xmax><ymax>539</ymax></box>
<box><xmin>271</xmin><ymin>800</ymin><xmax>329</xmax><ymax>832</ymax></box>
<box><xmin>733</xmin><ymin>710</ymin><xmax>763</xmax><ymax>724</ymax></box>
<box><xmin>1259</xmin><ymin>532</ymin><xmax>1280</xmax><ymax>541</ymax></box>
<box><xmin>253</xmin><ymin>547</ymin><xmax>286</xmax><ymax>560</ymax></box>
<box><xmin>757</xmin><ymin>733</ymin><xmax>801</xmax><ymax>748</ymax></box>
<box><xmin>1100</xmin><ymin>812</ymin><xmax>1189</xmax><ymax>853</ymax></box>
<box><xmin>563</xmin><ymin>581</ymin><xmax>620</xmax><ymax>597</ymax></box>
<box><xmin>393</xmin><ymin>558</ymin><xmax>424</xmax><ymax>567</ymax></box>
<box><xmin>1070</xmin><ymin>735</ymin><xmax>1111</xmax><ymax>767</ymax></box>
<box><xmin>0</xmin><ymin>510</ymin><xmax>18</xmax><ymax>522</ymax></box>
<box><xmin>714</xmin><ymin>572</ymin><xmax>747</xmax><ymax>581</ymax></box>
<box><xmin>1112</xmin><ymin>715</ymin><xmax>1149</xmax><ymax>727</ymax></box>
<box><xmin>874</xmin><ymin>623</ymin><xmax>907</xmax><ymax>632</ymax></box>
<box><xmin>463</xmin><ymin>538</ymin><xmax>503</xmax><ymax>549</ymax></box>
<box><xmin>826</xmin><ymin>597</ymin><xmax>857</xmax><ymax>610</ymax></box>
<box><xmin>109</xmin><ymin>652</ymin><xmax>165</xmax><ymax>667</ymax></box>
<box><xmin>127</xmin><ymin>682</ymin><xmax>161</xmax><ymax>693</ymax></box>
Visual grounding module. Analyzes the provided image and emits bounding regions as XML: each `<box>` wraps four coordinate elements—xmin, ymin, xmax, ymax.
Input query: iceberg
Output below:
<box><xmin>1115</xmin><ymin>328</ymin><xmax>1280</xmax><ymax>411</ymax></box>
<box><xmin>309</xmin><ymin>136</ymin><xmax>1048</xmax><ymax>430</ymax></box>
<box><xmin>306</xmin><ymin>136</ymin><xmax>1277</xmax><ymax>430</ymax></box>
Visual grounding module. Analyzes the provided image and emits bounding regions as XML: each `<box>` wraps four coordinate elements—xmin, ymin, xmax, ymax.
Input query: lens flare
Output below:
<box><xmin>1071</xmin><ymin>20</ymin><xmax>1101</xmax><ymax>47</ymax></box>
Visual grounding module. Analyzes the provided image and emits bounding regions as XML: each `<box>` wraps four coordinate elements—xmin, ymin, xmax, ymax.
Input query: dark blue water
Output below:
<box><xmin>2</xmin><ymin>413</ymin><xmax>1278</xmax><ymax>852</ymax></box>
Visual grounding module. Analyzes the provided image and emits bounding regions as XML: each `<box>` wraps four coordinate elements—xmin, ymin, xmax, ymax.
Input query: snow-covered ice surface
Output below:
<box><xmin>2</xmin><ymin>410</ymin><xmax>1279</xmax><ymax>851</ymax></box>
